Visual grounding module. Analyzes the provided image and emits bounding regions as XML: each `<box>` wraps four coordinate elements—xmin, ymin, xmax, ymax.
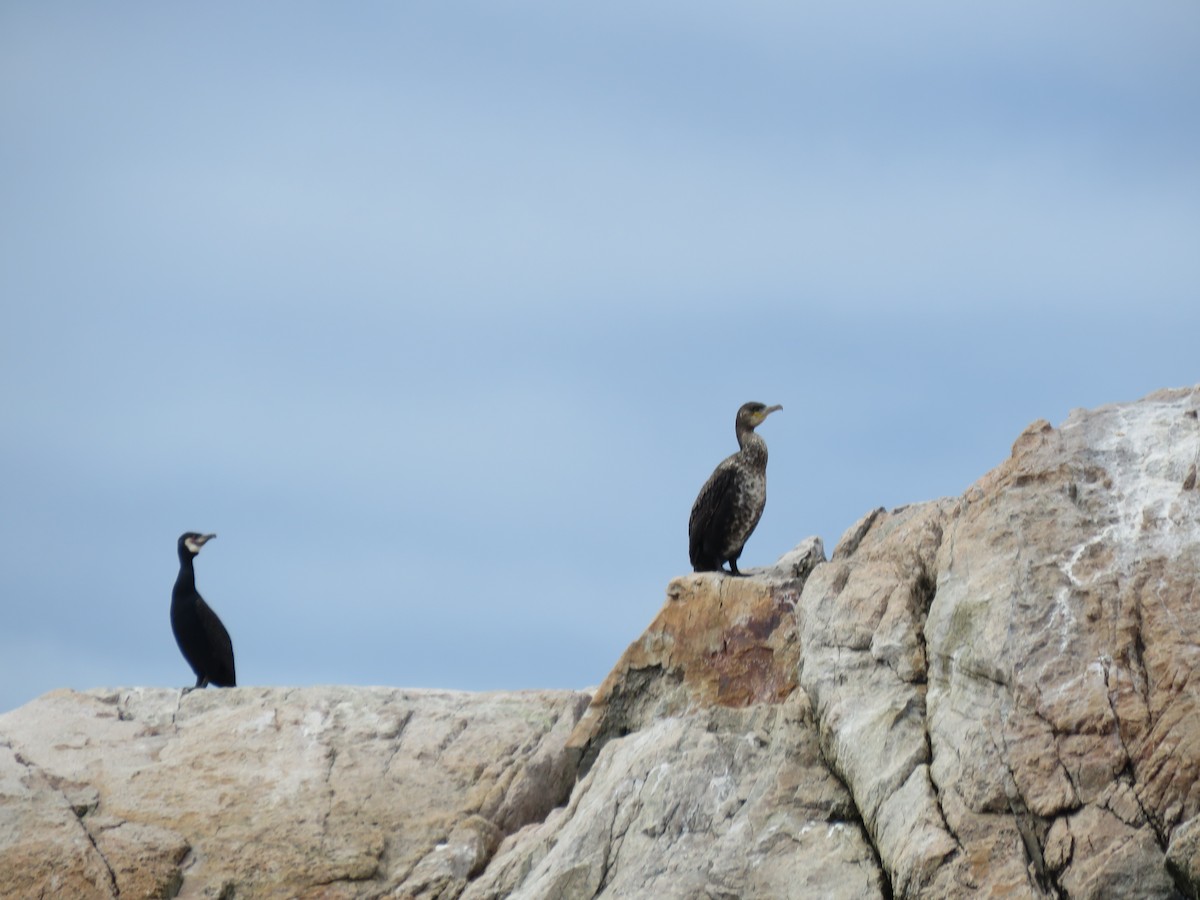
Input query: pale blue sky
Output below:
<box><xmin>2</xmin><ymin>2</ymin><xmax>1198</xmax><ymax>713</ymax></box>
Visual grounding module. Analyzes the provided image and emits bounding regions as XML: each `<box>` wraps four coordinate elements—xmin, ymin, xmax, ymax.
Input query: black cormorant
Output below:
<box><xmin>171</xmin><ymin>532</ymin><xmax>236</xmax><ymax>688</ymax></box>
<box><xmin>688</xmin><ymin>402</ymin><xmax>782</xmax><ymax>575</ymax></box>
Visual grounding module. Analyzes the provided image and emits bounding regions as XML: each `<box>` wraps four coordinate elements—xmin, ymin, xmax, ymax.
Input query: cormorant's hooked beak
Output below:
<box><xmin>185</xmin><ymin>533</ymin><xmax>217</xmax><ymax>554</ymax></box>
<box><xmin>757</xmin><ymin>404</ymin><xmax>782</xmax><ymax>424</ymax></box>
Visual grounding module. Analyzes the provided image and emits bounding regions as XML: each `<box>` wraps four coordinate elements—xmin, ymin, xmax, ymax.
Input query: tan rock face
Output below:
<box><xmin>800</xmin><ymin>386</ymin><xmax>1200</xmax><ymax>898</ymax></box>
<box><xmin>3</xmin><ymin>386</ymin><xmax>1199</xmax><ymax>899</ymax></box>
<box><xmin>0</xmin><ymin>686</ymin><xmax>588</xmax><ymax>899</ymax></box>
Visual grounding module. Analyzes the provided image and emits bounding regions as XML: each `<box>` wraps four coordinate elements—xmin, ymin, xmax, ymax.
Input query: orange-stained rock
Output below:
<box><xmin>566</xmin><ymin>538</ymin><xmax>824</xmax><ymax>775</ymax></box>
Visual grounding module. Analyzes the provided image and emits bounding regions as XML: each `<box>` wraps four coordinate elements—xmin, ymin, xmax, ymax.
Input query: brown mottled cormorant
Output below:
<box><xmin>171</xmin><ymin>532</ymin><xmax>236</xmax><ymax>688</ymax></box>
<box><xmin>688</xmin><ymin>402</ymin><xmax>782</xmax><ymax>575</ymax></box>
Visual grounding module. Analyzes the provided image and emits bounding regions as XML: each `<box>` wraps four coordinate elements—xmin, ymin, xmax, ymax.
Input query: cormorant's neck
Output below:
<box><xmin>175</xmin><ymin>552</ymin><xmax>196</xmax><ymax>591</ymax></box>
<box><xmin>736</xmin><ymin>428</ymin><xmax>768</xmax><ymax>467</ymax></box>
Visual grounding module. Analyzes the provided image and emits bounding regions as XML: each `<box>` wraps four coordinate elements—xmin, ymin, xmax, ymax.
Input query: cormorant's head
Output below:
<box><xmin>737</xmin><ymin>402</ymin><xmax>782</xmax><ymax>430</ymax></box>
<box><xmin>178</xmin><ymin>532</ymin><xmax>216</xmax><ymax>557</ymax></box>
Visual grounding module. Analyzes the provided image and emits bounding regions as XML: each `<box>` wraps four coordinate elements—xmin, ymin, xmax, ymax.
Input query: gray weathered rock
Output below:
<box><xmin>0</xmin><ymin>686</ymin><xmax>589</xmax><ymax>899</ymax></box>
<box><xmin>464</xmin><ymin>697</ymin><xmax>884</xmax><ymax>900</ymax></box>
<box><xmin>1167</xmin><ymin>814</ymin><xmax>1200</xmax><ymax>898</ymax></box>
<box><xmin>465</xmin><ymin>537</ymin><xmax>883</xmax><ymax>900</ymax></box>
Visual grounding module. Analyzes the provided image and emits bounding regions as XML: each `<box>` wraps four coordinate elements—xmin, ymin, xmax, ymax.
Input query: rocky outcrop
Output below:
<box><xmin>0</xmin><ymin>687</ymin><xmax>589</xmax><ymax>899</ymax></box>
<box><xmin>3</xmin><ymin>386</ymin><xmax>1199</xmax><ymax>899</ymax></box>
<box><xmin>566</xmin><ymin>538</ymin><xmax>824</xmax><ymax>777</ymax></box>
<box><xmin>460</xmin><ymin>539</ymin><xmax>886</xmax><ymax>900</ymax></box>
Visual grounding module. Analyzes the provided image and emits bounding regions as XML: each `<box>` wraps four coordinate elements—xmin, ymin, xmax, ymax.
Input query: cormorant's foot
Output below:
<box><xmin>181</xmin><ymin>685</ymin><xmax>198</xmax><ymax>695</ymax></box>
